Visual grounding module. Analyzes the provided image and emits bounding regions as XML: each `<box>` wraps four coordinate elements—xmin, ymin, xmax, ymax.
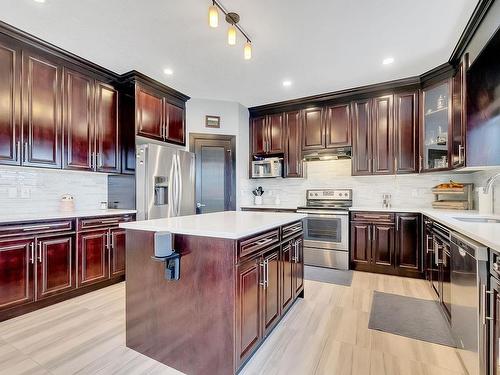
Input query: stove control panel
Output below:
<box><xmin>306</xmin><ymin>189</ymin><xmax>352</xmax><ymax>201</ymax></box>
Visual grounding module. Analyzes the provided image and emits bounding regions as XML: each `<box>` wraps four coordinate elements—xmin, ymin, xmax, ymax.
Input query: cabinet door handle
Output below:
<box><xmin>37</xmin><ymin>242</ymin><xmax>42</xmax><ymax>263</ymax></box>
<box><xmin>111</xmin><ymin>233</ymin><xmax>115</xmax><ymax>250</ymax></box>
<box><xmin>30</xmin><ymin>242</ymin><xmax>35</xmax><ymax>264</ymax></box>
<box><xmin>98</xmin><ymin>153</ymin><xmax>102</xmax><ymax>168</ymax></box>
<box><xmin>396</xmin><ymin>218</ymin><xmax>399</xmax><ymax>232</ymax></box>
<box><xmin>394</xmin><ymin>157</ymin><xmax>398</xmax><ymax>173</ymax></box>
<box><xmin>458</xmin><ymin>145</ymin><xmax>465</xmax><ymax>164</ymax></box>
<box><xmin>426</xmin><ymin>235</ymin><xmax>433</xmax><ymax>254</ymax></box>
<box><xmin>16</xmin><ymin>141</ymin><xmax>20</xmax><ymax>161</ymax></box>
<box><xmin>23</xmin><ymin>142</ymin><xmax>28</xmax><ymax>162</ymax></box>
<box><xmin>259</xmin><ymin>261</ymin><xmax>266</xmax><ymax>287</ymax></box>
<box><xmin>419</xmin><ymin>156</ymin><xmax>423</xmax><ymax>172</ymax></box>
<box><xmin>368</xmin><ymin>226</ymin><xmax>371</xmax><ymax>242</ymax></box>
<box><xmin>265</xmin><ymin>259</ymin><xmax>269</xmax><ymax>287</ymax></box>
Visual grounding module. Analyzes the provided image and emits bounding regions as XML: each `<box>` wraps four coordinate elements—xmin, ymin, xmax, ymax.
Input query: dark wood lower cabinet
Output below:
<box><xmin>350</xmin><ymin>212</ymin><xmax>422</xmax><ymax>278</ymax></box>
<box><xmin>0</xmin><ymin>238</ymin><xmax>34</xmax><ymax>310</ymax></box>
<box><xmin>263</xmin><ymin>246</ymin><xmax>280</xmax><ymax>335</ymax></box>
<box><xmin>0</xmin><ymin>215</ymin><xmax>132</xmax><ymax>321</ymax></box>
<box><xmin>36</xmin><ymin>234</ymin><xmax>75</xmax><ymax>300</ymax></box>
<box><xmin>236</xmin><ymin>254</ymin><xmax>261</xmax><ymax>365</ymax></box>
<box><xmin>281</xmin><ymin>241</ymin><xmax>294</xmax><ymax>311</ymax></box>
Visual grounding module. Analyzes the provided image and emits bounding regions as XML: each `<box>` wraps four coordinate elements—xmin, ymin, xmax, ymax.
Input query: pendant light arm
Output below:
<box><xmin>212</xmin><ymin>0</ymin><xmax>252</xmax><ymax>43</ymax></box>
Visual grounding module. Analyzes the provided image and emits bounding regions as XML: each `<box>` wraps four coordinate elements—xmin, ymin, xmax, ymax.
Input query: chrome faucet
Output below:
<box><xmin>483</xmin><ymin>172</ymin><xmax>500</xmax><ymax>194</ymax></box>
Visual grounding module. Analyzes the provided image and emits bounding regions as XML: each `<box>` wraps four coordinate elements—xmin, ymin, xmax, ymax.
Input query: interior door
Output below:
<box><xmin>192</xmin><ymin>136</ymin><xmax>235</xmax><ymax>214</ymax></box>
<box><xmin>63</xmin><ymin>69</ymin><xmax>94</xmax><ymax>171</ymax></box>
<box><xmin>22</xmin><ymin>52</ymin><xmax>62</xmax><ymax>168</ymax></box>
<box><xmin>36</xmin><ymin>234</ymin><xmax>75</xmax><ymax>300</ymax></box>
<box><xmin>0</xmin><ymin>38</ymin><xmax>21</xmax><ymax>165</ymax></box>
<box><xmin>263</xmin><ymin>246</ymin><xmax>280</xmax><ymax>335</ymax></box>
<box><xmin>95</xmin><ymin>82</ymin><xmax>119</xmax><ymax>173</ymax></box>
<box><xmin>0</xmin><ymin>238</ymin><xmax>34</xmax><ymax>310</ymax></box>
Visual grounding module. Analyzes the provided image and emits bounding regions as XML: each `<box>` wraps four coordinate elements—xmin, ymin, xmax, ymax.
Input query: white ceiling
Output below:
<box><xmin>0</xmin><ymin>0</ymin><xmax>478</xmax><ymax>107</ymax></box>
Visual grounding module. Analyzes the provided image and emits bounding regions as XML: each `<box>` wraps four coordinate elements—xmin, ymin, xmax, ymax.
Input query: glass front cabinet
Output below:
<box><xmin>420</xmin><ymin>80</ymin><xmax>452</xmax><ymax>172</ymax></box>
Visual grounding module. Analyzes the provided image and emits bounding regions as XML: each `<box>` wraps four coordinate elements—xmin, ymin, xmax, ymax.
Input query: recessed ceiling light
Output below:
<box><xmin>282</xmin><ymin>80</ymin><xmax>292</xmax><ymax>87</ymax></box>
<box><xmin>163</xmin><ymin>68</ymin><xmax>173</xmax><ymax>76</ymax></box>
<box><xmin>382</xmin><ymin>57</ymin><xmax>395</xmax><ymax>65</ymax></box>
<box><xmin>33</xmin><ymin>0</ymin><xmax>46</xmax><ymax>3</ymax></box>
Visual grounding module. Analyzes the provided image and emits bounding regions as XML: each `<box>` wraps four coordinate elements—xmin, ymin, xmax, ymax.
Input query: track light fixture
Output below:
<box><xmin>208</xmin><ymin>0</ymin><xmax>253</xmax><ymax>60</ymax></box>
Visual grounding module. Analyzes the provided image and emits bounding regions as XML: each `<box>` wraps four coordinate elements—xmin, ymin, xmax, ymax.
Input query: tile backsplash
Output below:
<box><xmin>0</xmin><ymin>166</ymin><xmax>107</xmax><ymax>214</ymax></box>
<box><xmin>240</xmin><ymin>160</ymin><xmax>500</xmax><ymax>210</ymax></box>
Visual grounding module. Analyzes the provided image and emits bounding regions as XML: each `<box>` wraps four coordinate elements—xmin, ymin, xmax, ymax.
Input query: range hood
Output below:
<box><xmin>302</xmin><ymin>147</ymin><xmax>352</xmax><ymax>161</ymax></box>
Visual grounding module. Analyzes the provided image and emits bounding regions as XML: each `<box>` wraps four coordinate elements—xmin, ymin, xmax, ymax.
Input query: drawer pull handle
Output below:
<box><xmin>253</xmin><ymin>237</ymin><xmax>275</xmax><ymax>247</ymax></box>
<box><xmin>22</xmin><ymin>225</ymin><xmax>52</xmax><ymax>231</ymax></box>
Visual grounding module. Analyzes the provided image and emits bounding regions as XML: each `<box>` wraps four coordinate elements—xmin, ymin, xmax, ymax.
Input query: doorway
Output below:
<box><xmin>189</xmin><ymin>133</ymin><xmax>236</xmax><ymax>214</ymax></box>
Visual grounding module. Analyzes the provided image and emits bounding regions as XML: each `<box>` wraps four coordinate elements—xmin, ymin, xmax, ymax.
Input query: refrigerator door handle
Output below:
<box><xmin>168</xmin><ymin>156</ymin><xmax>175</xmax><ymax>217</ymax></box>
<box><xmin>176</xmin><ymin>154</ymin><xmax>183</xmax><ymax>217</ymax></box>
<box><xmin>173</xmin><ymin>154</ymin><xmax>180</xmax><ymax>216</ymax></box>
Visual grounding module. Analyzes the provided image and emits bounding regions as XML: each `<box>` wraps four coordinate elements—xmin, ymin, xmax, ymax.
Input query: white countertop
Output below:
<box><xmin>349</xmin><ymin>207</ymin><xmax>500</xmax><ymax>252</ymax></box>
<box><xmin>240</xmin><ymin>204</ymin><xmax>299</xmax><ymax>210</ymax></box>
<box><xmin>119</xmin><ymin>211</ymin><xmax>307</xmax><ymax>240</ymax></box>
<box><xmin>0</xmin><ymin>209</ymin><xmax>137</xmax><ymax>224</ymax></box>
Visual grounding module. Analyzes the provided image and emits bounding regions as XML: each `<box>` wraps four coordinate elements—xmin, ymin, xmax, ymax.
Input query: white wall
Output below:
<box><xmin>0</xmin><ymin>166</ymin><xmax>107</xmax><ymax>214</ymax></box>
<box><xmin>185</xmin><ymin>98</ymin><xmax>249</xmax><ymax>209</ymax></box>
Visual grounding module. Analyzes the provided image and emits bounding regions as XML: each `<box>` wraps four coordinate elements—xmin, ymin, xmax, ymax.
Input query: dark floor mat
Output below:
<box><xmin>369</xmin><ymin>291</ymin><xmax>455</xmax><ymax>347</ymax></box>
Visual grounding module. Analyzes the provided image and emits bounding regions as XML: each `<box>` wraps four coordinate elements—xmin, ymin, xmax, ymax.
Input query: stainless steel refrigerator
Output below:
<box><xmin>136</xmin><ymin>143</ymin><xmax>195</xmax><ymax>220</ymax></box>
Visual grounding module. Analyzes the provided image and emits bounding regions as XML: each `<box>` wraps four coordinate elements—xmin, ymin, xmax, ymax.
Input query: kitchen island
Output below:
<box><xmin>120</xmin><ymin>211</ymin><xmax>306</xmax><ymax>375</ymax></box>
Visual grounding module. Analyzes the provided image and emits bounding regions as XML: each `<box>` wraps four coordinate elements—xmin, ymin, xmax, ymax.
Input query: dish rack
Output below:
<box><xmin>432</xmin><ymin>183</ymin><xmax>474</xmax><ymax>210</ymax></box>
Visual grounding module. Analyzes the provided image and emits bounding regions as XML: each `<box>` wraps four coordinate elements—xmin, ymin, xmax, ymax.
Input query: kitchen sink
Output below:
<box><xmin>453</xmin><ymin>217</ymin><xmax>500</xmax><ymax>223</ymax></box>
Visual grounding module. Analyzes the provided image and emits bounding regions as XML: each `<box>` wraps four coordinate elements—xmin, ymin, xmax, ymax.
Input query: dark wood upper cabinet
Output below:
<box><xmin>451</xmin><ymin>55</ymin><xmax>467</xmax><ymax>169</ymax></box>
<box><xmin>95</xmin><ymin>82</ymin><xmax>119</xmax><ymax>173</ymax></box>
<box><xmin>325</xmin><ymin>103</ymin><xmax>351</xmax><ymax>148</ymax></box>
<box><xmin>251</xmin><ymin>116</ymin><xmax>266</xmax><ymax>155</ymax></box>
<box><xmin>136</xmin><ymin>86</ymin><xmax>163</xmax><ymax>141</ymax></box>
<box><xmin>302</xmin><ymin>107</ymin><xmax>325</xmax><ymax>150</ymax></box>
<box><xmin>22</xmin><ymin>52</ymin><xmax>62</xmax><ymax>168</ymax></box>
<box><xmin>0</xmin><ymin>39</ymin><xmax>21</xmax><ymax>166</ymax></box>
<box><xmin>36</xmin><ymin>234</ymin><xmax>75</xmax><ymax>300</ymax></box>
<box><xmin>351</xmin><ymin>99</ymin><xmax>372</xmax><ymax>175</ymax></box>
<box><xmin>394</xmin><ymin>92</ymin><xmax>418</xmax><ymax>173</ymax></box>
<box><xmin>0</xmin><ymin>238</ymin><xmax>34</xmax><ymax>310</ymax></box>
<box><xmin>165</xmin><ymin>101</ymin><xmax>185</xmax><ymax>145</ymax></box>
<box><xmin>63</xmin><ymin>69</ymin><xmax>94</xmax><ymax>171</ymax></box>
<box><xmin>372</xmin><ymin>95</ymin><xmax>394</xmax><ymax>175</ymax></box>
<box><xmin>284</xmin><ymin>110</ymin><xmax>302</xmax><ymax>177</ymax></box>
<box><xmin>395</xmin><ymin>213</ymin><xmax>420</xmax><ymax>274</ymax></box>
<box><xmin>267</xmin><ymin>113</ymin><xmax>284</xmax><ymax>153</ymax></box>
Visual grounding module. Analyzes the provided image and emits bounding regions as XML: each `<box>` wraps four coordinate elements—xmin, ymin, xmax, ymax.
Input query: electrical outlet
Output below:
<box><xmin>21</xmin><ymin>187</ymin><xmax>31</xmax><ymax>199</ymax></box>
<box><xmin>8</xmin><ymin>187</ymin><xmax>17</xmax><ymax>198</ymax></box>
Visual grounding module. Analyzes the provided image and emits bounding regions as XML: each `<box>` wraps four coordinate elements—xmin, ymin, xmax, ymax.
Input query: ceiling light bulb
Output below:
<box><xmin>33</xmin><ymin>0</ymin><xmax>46</xmax><ymax>2</ymax></box>
<box><xmin>282</xmin><ymin>80</ymin><xmax>292</xmax><ymax>87</ymax></box>
<box><xmin>382</xmin><ymin>57</ymin><xmax>395</xmax><ymax>65</ymax></box>
<box><xmin>208</xmin><ymin>5</ymin><xmax>218</xmax><ymax>28</ymax></box>
<box><xmin>163</xmin><ymin>68</ymin><xmax>173</xmax><ymax>75</ymax></box>
<box><xmin>227</xmin><ymin>25</ymin><xmax>237</xmax><ymax>46</ymax></box>
<box><xmin>244</xmin><ymin>42</ymin><xmax>252</xmax><ymax>60</ymax></box>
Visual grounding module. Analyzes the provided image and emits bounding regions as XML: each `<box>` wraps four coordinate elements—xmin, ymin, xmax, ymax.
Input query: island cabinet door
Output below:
<box><xmin>281</xmin><ymin>241</ymin><xmax>294</xmax><ymax>312</ymax></box>
<box><xmin>77</xmin><ymin>229</ymin><xmax>109</xmax><ymax>287</ymax></box>
<box><xmin>293</xmin><ymin>238</ymin><xmax>304</xmax><ymax>295</ymax></box>
<box><xmin>262</xmin><ymin>246</ymin><xmax>280</xmax><ymax>336</ymax></box>
<box><xmin>235</xmin><ymin>254</ymin><xmax>262</xmax><ymax>367</ymax></box>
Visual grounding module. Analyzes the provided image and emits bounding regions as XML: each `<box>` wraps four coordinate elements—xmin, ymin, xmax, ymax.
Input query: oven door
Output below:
<box><xmin>301</xmin><ymin>212</ymin><xmax>348</xmax><ymax>251</ymax></box>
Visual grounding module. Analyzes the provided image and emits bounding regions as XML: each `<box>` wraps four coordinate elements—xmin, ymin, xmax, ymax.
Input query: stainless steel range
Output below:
<box><xmin>297</xmin><ymin>188</ymin><xmax>352</xmax><ymax>270</ymax></box>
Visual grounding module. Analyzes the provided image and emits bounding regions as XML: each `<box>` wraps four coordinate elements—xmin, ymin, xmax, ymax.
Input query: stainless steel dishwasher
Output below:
<box><xmin>450</xmin><ymin>232</ymin><xmax>488</xmax><ymax>375</ymax></box>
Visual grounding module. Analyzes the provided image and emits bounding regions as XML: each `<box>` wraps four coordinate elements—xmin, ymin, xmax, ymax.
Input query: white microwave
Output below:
<box><xmin>251</xmin><ymin>158</ymin><xmax>282</xmax><ymax>178</ymax></box>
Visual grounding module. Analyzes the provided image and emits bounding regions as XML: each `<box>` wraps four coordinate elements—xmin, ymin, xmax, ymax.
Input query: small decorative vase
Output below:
<box><xmin>254</xmin><ymin>196</ymin><xmax>263</xmax><ymax>205</ymax></box>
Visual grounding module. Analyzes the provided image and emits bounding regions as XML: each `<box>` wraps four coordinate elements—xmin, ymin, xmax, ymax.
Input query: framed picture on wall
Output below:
<box><xmin>205</xmin><ymin>115</ymin><xmax>220</xmax><ymax>128</ymax></box>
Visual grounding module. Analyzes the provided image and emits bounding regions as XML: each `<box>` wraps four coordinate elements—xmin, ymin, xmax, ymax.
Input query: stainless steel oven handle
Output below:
<box><xmin>297</xmin><ymin>212</ymin><xmax>348</xmax><ymax>218</ymax></box>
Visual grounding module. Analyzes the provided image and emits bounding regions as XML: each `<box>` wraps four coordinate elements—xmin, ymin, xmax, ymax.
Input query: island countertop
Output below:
<box><xmin>119</xmin><ymin>211</ymin><xmax>306</xmax><ymax>239</ymax></box>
